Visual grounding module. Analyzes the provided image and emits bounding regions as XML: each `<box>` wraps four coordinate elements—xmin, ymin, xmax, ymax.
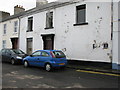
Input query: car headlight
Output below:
<box><xmin>16</xmin><ymin>56</ymin><xmax>22</xmax><ymax>59</ymax></box>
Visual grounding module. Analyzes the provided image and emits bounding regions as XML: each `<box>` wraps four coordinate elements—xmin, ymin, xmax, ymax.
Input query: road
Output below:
<box><xmin>2</xmin><ymin>63</ymin><xmax>119</xmax><ymax>88</ymax></box>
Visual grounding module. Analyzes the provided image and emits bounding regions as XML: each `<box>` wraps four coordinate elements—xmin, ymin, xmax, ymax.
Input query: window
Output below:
<box><xmin>41</xmin><ymin>51</ymin><xmax>49</xmax><ymax>57</ymax></box>
<box><xmin>2</xmin><ymin>40</ymin><xmax>6</xmax><ymax>48</ymax></box>
<box><xmin>32</xmin><ymin>51</ymin><xmax>41</xmax><ymax>57</ymax></box>
<box><xmin>45</xmin><ymin>12</ymin><xmax>53</xmax><ymax>29</ymax></box>
<box><xmin>27</xmin><ymin>17</ymin><xmax>33</xmax><ymax>32</ymax></box>
<box><xmin>3</xmin><ymin>24</ymin><xmax>7</xmax><ymax>34</ymax></box>
<box><xmin>14</xmin><ymin>21</ymin><xmax>18</xmax><ymax>32</ymax></box>
<box><xmin>74</xmin><ymin>4</ymin><xmax>88</xmax><ymax>26</ymax></box>
<box><xmin>53</xmin><ymin>51</ymin><xmax>66</xmax><ymax>58</ymax></box>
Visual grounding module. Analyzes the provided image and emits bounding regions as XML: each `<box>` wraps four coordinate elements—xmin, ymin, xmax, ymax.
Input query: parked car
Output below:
<box><xmin>23</xmin><ymin>50</ymin><xmax>67</xmax><ymax>71</ymax></box>
<box><xmin>0</xmin><ymin>48</ymin><xmax>27</xmax><ymax>65</ymax></box>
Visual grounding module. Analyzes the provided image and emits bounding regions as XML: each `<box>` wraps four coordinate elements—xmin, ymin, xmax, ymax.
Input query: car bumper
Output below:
<box><xmin>51</xmin><ymin>62</ymin><xmax>67</xmax><ymax>67</ymax></box>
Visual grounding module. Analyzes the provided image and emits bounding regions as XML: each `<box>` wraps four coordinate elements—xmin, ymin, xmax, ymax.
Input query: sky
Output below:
<box><xmin>0</xmin><ymin>0</ymin><xmax>57</xmax><ymax>15</ymax></box>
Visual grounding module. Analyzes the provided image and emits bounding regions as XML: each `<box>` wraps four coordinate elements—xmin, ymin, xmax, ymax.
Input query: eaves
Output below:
<box><xmin>20</xmin><ymin>1</ymin><xmax>79</xmax><ymax>18</ymax></box>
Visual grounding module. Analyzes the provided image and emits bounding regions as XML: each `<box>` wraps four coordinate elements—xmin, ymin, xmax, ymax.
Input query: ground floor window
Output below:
<box><xmin>2</xmin><ymin>40</ymin><xmax>6</xmax><ymax>48</ymax></box>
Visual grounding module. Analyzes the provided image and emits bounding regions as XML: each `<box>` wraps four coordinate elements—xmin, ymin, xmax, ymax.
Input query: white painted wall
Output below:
<box><xmin>20</xmin><ymin>1</ymin><xmax>113</xmax><ymax>63</ymax></box>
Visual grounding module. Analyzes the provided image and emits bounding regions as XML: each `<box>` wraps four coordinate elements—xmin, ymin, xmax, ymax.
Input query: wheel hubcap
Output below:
<box><xmin>11</xmin><ymin>59</ymin><xmax>14</xmax><ymax>64</ymax></box>
<box><xmin>24</xmin><ymin>61</ymin><xmax>28</xmax><ymax>67</ymax></box>
<box><xmin>46</xmin><ymin>64</ymin><xmax>51</xmax><ymax>71</ymax></box>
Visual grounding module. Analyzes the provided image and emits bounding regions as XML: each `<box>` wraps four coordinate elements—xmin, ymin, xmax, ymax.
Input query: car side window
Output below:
<box><xmin>6</xmin><ymin>50</ymin><xmax>11</xmax><ymax>54</ymax></box>
<box><xmin>1</xmin><ymin>49</ymin><xmax>6</xmax><ymax>54</ymax></box>
<box><xmin>41</xmin><ymin>51</ymin><xmax>49</xmax><ymax>57</ymax></box>
<box><xmin>32</xmin><ymin>51</ymin><xmax>41</xmax><ymax>57</ymax></box>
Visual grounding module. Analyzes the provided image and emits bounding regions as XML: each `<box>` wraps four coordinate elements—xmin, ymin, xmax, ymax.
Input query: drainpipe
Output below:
<box><xmin>18</xmin><ymin>17</ymin><xmax>21</xmax><ymax>49</ymax></box>
<box><xmin>111</xmin><ymin>0</ymin><xmax>113</xmax><ymax>69</ymax></box>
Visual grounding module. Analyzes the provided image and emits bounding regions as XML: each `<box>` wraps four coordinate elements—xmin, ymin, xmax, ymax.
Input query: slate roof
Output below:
<box><xmin>0</xmin><ymin>0</ymin><xmax>78</xmax><ymax>22</ymax></box>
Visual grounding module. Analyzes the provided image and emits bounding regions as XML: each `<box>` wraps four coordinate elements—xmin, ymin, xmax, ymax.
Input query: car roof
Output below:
<box><xmin>36</xmin><ymin>50</ymin><xmax>62</xmax><ymax>52</ymax></box>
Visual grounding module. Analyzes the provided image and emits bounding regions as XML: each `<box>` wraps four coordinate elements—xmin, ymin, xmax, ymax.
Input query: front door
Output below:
<box><xmin>27</xmin><ymin>38</ymin><xmax>33</xmax><ymax>55</ymax></box>
<box><xmin>42</xmin><ymin>34</ymin><xmax>54</xmax><ymax>50</ymax></box>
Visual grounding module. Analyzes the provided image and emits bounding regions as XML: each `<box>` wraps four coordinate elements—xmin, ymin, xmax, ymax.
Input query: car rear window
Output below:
<box><xmin>53</xmin><ymin>51</ymin><xmax>66</xmax><ymax>58</ymax></box>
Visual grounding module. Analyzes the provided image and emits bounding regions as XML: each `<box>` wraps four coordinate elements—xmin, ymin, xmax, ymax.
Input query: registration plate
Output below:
<box><xmin>59</xmin><ymin>63</ymin><xmax>65</xmax><ymax>65</ymax></box>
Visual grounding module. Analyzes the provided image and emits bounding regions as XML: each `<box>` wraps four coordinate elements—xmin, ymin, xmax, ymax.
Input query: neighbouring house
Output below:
<box><xmin>0</xmin><ymin>5</ymin><xmax>25</xmax><ymax>50</ymax></box>
<box><xmin>0</xmin><ymin>0</ymin><xmax>120</xmax><ymax>70</ymax></box>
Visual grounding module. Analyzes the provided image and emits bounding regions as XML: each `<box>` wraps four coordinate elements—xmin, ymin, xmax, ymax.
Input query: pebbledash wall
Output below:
<box><xmin>19</xmin><ymin>0</ymin><xmax>116</xmax><ymax>65</ymax></box>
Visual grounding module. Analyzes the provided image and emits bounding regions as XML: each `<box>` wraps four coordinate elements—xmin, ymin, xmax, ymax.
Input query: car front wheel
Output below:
<box><xmin>11</xmin><ymin>59</ymin><xmax>16</xmax><ymax>65</ymax></box>
<box><xmin>24</xmin><ymin>61</ymin><xmax>29</xmax><ymax>68</ymax></box>
<box><xmin>45</xmin><ymin>63</ymin><xmax>52</xmax><ymax>72</ymax></box>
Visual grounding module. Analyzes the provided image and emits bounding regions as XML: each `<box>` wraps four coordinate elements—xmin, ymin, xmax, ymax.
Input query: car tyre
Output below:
<box><xmin>45</xmin><ymin>63</ymin><xmax>52</xmax><ymax>72</ymax></box>
<box><xmin>11</xmin><ymin>59</ymin><xmax>16</xmax><ymax>65</ymax></box>
<box><xmin>24</xmin><ymin>61</ymin><xmax>29</xmax><ymax>68</ymax></box>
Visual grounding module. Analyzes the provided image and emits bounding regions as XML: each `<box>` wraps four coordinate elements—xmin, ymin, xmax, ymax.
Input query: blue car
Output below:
<box><xmin>23</xmin><ymin>50</ymin><xmax>67</xmax><ymax>71</ymax></box>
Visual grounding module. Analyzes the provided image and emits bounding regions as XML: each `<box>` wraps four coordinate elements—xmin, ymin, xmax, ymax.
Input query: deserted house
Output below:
<box><xmin>0</xmin><ymin>0</ymin><xmax>120</xmax><ymax>69</ymax></box>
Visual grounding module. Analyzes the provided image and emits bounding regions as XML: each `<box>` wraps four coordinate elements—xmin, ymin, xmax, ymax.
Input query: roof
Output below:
<box><xmin>0</xmin><ymin>0</ymin><xmax>78</xmax><ymax>22</ymax></box>
<box><xmin>36</xmin><ymin>50</ymin><xmax>62</xmax><ymax>52</ymax></box>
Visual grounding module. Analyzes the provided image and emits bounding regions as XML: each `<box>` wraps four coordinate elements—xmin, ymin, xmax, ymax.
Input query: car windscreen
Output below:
<box><xmin>11</xmin><ymin>49</ymin><xmax>25</xmax><ymax>54</ymax></box>
<box><xmin>53</xmin><ymin>51</ymin><xmax>66</xmax><ymax>58</ymax></box>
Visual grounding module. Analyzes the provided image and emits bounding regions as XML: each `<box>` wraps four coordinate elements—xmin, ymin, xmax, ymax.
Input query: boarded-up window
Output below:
<box><xmin>27</xmin><ymin>17</ymin><xmax>33</xmax><ymax>32</ymax></box>
<box><xmin>76</xmin><ymin>4</ymin><xmax>86</xmax><ymax>24</ymax></box>
<box><xmin>46</xmin><ymin>12</ymin><xmax>53</xmax><ymax>29</ymax></box>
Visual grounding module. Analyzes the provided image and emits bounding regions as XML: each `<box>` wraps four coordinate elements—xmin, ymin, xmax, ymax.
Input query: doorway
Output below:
<box><xmin>41</xmin><ymin>34</ymin><xmax>54</xmax><ymax>50</ymax></box>
<box><xmin>27</xmin><ymin>38</ymin><xmax>33</xmax><ymax>55</ymax></box>
<box><xmin>11</xmin><ymin>38</ymin><xmax>18</xmax><ymax>49</ymax></box>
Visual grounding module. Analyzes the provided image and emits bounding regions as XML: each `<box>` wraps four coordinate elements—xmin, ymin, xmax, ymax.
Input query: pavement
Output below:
<box><xmin>67</xmin><ymin>60</ymin><xmax>120</xmax><ymax>75</ymax></box>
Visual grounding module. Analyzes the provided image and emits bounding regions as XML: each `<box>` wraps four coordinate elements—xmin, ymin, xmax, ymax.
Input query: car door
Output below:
<box><xmin>5</xmin><ymin>50</ymin><xmax>12</xmax><ymax>62</ymax></box>
<box><xmin>0</xmin><ymin>49</ymin><xmax>6</xmax><ymax>62</ymax></box>
<box><xmin>36</xmin><ymin>51</ymin><xmax>50</xmax><ymax>67</ymax></box>
<box><xmin>28</xmin><ymin>51</ymin><xmax>41</xmax><ymax>66</ymax></box>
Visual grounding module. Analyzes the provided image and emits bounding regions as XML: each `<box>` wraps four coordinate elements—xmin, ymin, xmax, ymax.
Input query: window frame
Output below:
<box><xmin>3</xmin><ymin>24</ymin><xmax>7</xmax><ymax>35</ymax></box>
<box><xmin>74</xmin><ymin>4</ymin><xmax>88</xmax><ymax>26</ymax></box>
<box><xmin>2</xmin><ymin>40</ymin><xmax>6</xmax><ymax>49</ymax></box>
<box><xmin>45</xmin><ymin>11</ymin><xmax>54</xmax><ymax>29</ymax></box>
<box><xmin>14</xmin><ymin>21</ymin><xmax>18</xmax><ymax>32</ymax></box>
<box><xmin>27</xmin><ymin>17</ymin><xmax>33</xmax><ymax>32</ymax></box>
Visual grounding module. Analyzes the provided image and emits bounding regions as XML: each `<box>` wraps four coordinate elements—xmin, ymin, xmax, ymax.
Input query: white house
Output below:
<box><xmin>0</xmin><ymin>0</ymin><xmax>119</xmax><ymax>70</ymax></box>
<box><xmin>0</xmin><ymin>5</ymin><xmax>25</xmax><ymax>50</ymax></box>
<box><xmin>19</xmin><ymin>0</ymin><xmax>120</xmax><ymax>69</ymax></box>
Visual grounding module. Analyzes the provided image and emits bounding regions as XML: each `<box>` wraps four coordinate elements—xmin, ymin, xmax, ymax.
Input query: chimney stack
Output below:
<box><xmin>36</xmin><ymin>0</ymin><xmax>48</xmax><ymax>7</ymax></box>
<box><xmin>14</xmin><ymin>5</ymin><xmax>25</xmax><ymax>14</ymax></box>
<box><xmin>0</xmin><ymin>11</ymin><xmax>10</xmax><ymax>21</ymax></box>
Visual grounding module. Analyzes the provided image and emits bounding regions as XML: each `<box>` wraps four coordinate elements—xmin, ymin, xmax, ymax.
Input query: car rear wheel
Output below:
<box><xmin>11</xmin><ymin>59</ymin><xmax>16</xmax><ymax>65</ymax></box>
<box><xmin>45</xmin><ymin>63</ymin><xmax>52</xmax><ymax>72</ymax></box>
<box><xmin>24</xmin><ymin>61</ymin><xmax>29</xmax><ymax>68</ymax></box>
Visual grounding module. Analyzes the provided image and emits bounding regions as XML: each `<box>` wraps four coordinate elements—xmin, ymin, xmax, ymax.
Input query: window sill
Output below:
<box><xmin>26</xmin><ymin>30</ymin><xmax>33</xmax><ymax>32</ymax></box>
<box><xmin>45</xmin><ymin>27</ymin><xmax>54</xmax><ymax>30</ymax></box>
<box><xmin>73</xmin><ymin>22</ymin><xmax>88</xmax><ymax>26</ymax></box>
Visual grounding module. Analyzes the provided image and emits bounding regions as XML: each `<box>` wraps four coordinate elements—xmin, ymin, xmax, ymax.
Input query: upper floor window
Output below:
<box><xmin>45</xmin><ymin>12</ymin><xmax>53</xmax><ymax>29</ymax></box>
<box><xmin>14</xmin><ymin>21</ymin><xmax>18</xmax><ymax>32</ymax></box>
<box><xmin>2</xmin><ymin>40</ymin><xmax>6</xmax><ymax>48</ymax></box>
<box><xmin>3</xmin><ymin>24</ymin><xmax>7</xmax><ymax>35</ymax></box>
<box><xmin>27</xmin><ymin>17</ymin><xmax>33</xmax><ymax>32</ymax></box>
<box><xmin>74</xmin><ymin>4</ymin><xmax>88</xmax><ymax>26</ymax></box>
